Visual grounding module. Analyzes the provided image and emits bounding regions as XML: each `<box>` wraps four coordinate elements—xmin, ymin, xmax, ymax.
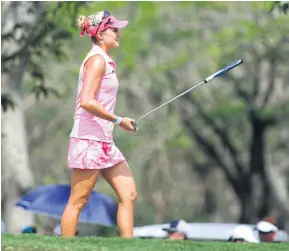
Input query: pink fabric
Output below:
<box><xmin>80</xmin><ymin>19</ymin><xmax>90</xmax><ymax>36</ymax></box>
<box><xmin>83</xmin><ymin>16</ymin><xmax>129</xmax><ymax>37</ymax></box>
<box><xmin>92</xmin><ymin>16</ymin><xmax>128</xmax><ymax>35</ymax></box>
<box><xmin>68</xmin><ymin>138</ymin><xmax>126</xmax><ymax>169</ymax></box>
<box><xmin>70</xmin><ymin>45</ymin><xmax>118</xmax><ymax>142</ymax></box>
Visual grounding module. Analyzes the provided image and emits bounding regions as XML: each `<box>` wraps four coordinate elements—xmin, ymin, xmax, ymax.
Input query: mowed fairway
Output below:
<box><xmin>2</xmin><ymin>234</ymin><xmax>289</xmax><ymax>251</ymax></box>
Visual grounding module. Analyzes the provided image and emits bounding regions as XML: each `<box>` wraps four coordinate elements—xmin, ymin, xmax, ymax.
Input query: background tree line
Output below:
<box><xmin>2</xmin><ymin>1</ymin><xmax>289</xmax><ymax>233</ymax></box>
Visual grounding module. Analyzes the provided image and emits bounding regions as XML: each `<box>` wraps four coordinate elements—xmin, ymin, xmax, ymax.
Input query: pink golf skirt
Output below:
<box><xmin>67</xmin><ymin>137</ymin><xmax>126</xmax><ymax>169</ymax></box>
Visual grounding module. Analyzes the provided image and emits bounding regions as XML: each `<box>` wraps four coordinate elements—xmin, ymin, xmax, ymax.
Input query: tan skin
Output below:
<box><xmin>259</xmin><ymin>232</ymin><xmax>276</xmax><ymax>242</ymax></box>
<box><xmin>61</xmin><ymin>26</ymin><xmax>137</xmax><ymax>238</ymax></box>
<box><xmin>167</xmin><ymin>232</ymin><xmax>186</xmax><ymax>240</ymax></box>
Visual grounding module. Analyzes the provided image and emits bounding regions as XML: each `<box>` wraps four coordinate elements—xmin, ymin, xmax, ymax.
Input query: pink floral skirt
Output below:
<box><xmin>67</xmin><ymin>137</ymin><xmax>126</xmax><ymax>169</ymax></box>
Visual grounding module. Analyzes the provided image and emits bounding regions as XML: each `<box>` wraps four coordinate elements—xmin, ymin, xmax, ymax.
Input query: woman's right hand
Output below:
<box><xmin>119</xmin><ymin>117</ymin><xmax>137</xmax><ymax>131</ymax></box>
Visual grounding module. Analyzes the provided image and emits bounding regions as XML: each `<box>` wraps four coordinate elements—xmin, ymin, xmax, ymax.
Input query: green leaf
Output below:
<box><xmin>1</xmin><ymin>94</ymin><xmax>15</xmax><ymax>112</ymax></box>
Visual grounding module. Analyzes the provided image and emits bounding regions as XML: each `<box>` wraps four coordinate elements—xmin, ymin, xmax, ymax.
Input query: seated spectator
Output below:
<box><xmin>162</xmin><ymin>219</ymin><xmax>189</xmax><ymax>240</ymax></box>
<box><xmin>255</xmin><ymin>220</ymin><xmax>278</xmax><ymax>242</ymax></box>
<box><xmin>228</xmin><ymin>225</ymin><xmax>259</xmax><ymax>243</ymax></box>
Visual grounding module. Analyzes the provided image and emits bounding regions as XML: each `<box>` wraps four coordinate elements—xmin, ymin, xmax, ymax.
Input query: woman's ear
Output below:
<box><xmin>96</xmin><ymin>31</ymin><xmax>103</xmax><ymax>41</ymax></box>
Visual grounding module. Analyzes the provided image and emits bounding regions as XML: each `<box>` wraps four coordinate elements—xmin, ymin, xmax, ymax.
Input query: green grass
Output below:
<box><xmin>1</xmin><ymin>234</ymin><xmax>289</xmax><ymax>251</ymax></box>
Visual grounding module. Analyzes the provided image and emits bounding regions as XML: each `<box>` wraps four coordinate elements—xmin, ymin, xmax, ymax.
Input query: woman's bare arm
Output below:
<box><xmin>80</xmin><ymin>54</ymin><xmax>117</xmax><ymax>122</ymax></box>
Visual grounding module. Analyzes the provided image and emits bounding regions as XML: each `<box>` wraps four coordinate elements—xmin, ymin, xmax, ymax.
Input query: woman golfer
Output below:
<box><xmin>61</xmin><ymin>10</ymin><xmax>137</xmax><ymax>238</ymax></box>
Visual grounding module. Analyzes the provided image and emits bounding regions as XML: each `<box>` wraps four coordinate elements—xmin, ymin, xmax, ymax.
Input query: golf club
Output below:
<box><xmin>131</xmin><ymin>59</ymin><xmax>243</xmax><ymax>130</ymax></box>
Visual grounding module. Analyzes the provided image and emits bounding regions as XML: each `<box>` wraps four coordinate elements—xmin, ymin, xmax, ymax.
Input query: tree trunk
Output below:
<box><xmin>182</xmin><ymin>110</ymin><xmax>278</xmax><ymax>224</ymax></box>
<box><xmin>1</xmin><ymin>1</ymin><xmax>41</xmax><ymax>232</ymax></box>
<box><xmin>1</xmin><ymin>55</ymin><xmax>35</xmax><ymax>232</ymax></box>
<box><xmin>266</xmin><ymin>152</ymin><xmax>289</xmax><ymax>232</ymax></box>
<box><xmin>241</xmin><ymin>114</ymin><xmax>274</xmax><ymax>223</ymax></box>
<box><xmin>239</xmin><ymin>191</ymin><xmax>256</xmax><ymax>223</ymax></box>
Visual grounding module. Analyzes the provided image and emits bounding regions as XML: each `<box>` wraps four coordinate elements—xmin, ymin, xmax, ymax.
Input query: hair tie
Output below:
<box><xmin>80</xmin><ymin>18</ymin><xmax>89</xmax><ymax>36</ymax></box>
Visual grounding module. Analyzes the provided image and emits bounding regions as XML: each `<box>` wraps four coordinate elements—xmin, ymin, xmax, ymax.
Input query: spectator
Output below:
<box><xmin>162</xmin><ymin>220</ymin><xmax>189</xmax><ymax>240</ymax></box>
<box><xmin>228</xmin><ymin>225</ymin><xmax>259</xmax><ymax>243</ymax></box>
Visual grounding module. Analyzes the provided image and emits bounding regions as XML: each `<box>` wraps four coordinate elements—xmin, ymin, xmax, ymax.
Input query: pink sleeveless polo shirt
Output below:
<box><xmin>70</xmin><ymin>45</ymin><xmax>119</xmax><ymax>142</ymax></box>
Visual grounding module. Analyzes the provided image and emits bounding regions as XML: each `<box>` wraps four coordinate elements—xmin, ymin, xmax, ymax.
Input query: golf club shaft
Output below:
<box><xmin>136</xmin><ymin>80</ymin><xmax>206</xmax><ymax>123</ymax></box>
<box><xmin>131</xmin><ymin>59</ymin><xmax>243</xmax><ymax>130</ymax></box>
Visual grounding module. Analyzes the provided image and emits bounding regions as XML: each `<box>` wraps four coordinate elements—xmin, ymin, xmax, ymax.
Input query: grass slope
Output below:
<box><xmin>2</xmin><ymin>234</ymin><xmax>289</xmax><ymax>251</ymax></box>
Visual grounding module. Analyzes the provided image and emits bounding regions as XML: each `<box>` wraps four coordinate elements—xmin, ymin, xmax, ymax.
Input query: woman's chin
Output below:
<box><xmin>108</xmin><ymin>42</ymin><xmax>119</xmax><ymax>51</ymax></box>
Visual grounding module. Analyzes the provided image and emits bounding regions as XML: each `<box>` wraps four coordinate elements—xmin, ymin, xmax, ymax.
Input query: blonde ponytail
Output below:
<box><xmin>76</xmin><ymin>15</ymin><xmax>87</xmax><ymax>30</ymax></box>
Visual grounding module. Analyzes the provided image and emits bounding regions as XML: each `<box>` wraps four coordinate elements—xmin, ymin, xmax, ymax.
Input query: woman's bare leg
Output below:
<box><xmin>61</xmin><ymin>169</ymin><xmax>99</xmax><ymax>237</ymax></box>
<box><xmin>101</xmin><ymin>161</ymin><xmax>137</xmax><ymax>237</ymax></box>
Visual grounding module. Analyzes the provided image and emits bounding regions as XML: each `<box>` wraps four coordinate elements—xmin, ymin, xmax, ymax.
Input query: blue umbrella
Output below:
<box><xmin>16</xmin><ymin>184</ymin><xmax>117</xmax><ymax>226</ymax></box>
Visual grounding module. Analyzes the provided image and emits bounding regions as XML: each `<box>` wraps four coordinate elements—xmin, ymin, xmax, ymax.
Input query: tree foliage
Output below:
<box><xmin>2</xmin><ymin>1</ymin><xmax>289</xmax><ymax>230</ymax></box>
<box><xmin>1</xmin><ymin>2</ymin><xmax>87</xmax><ymax>110</ymax></box>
